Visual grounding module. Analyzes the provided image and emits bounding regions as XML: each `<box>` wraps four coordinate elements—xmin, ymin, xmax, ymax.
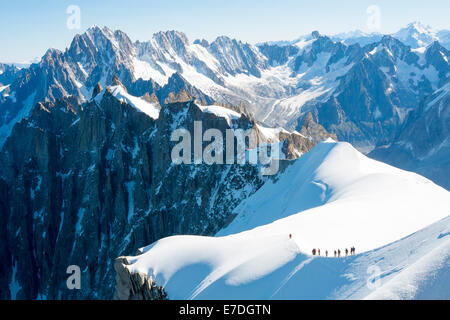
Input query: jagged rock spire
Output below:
<box><xmin>111</xmin><ymin>74</ymin><xmax>122</xmax><ymax>86</ymax></box>
<box><xmin>92</xmin><ymin>82</ymin><xmax>103</xmax><ymax>99</ymax></box>
<box><xmin>110</xmin><ymin>74</ymin><xmax>129</xmax><ymax>93</ymax></box>
<box><xmin>142</xmin><ymin>92</ymin><xmax>161</xmax><ymax>107</ymax></box>
<box><xmin>300</xmin><ymin>112</ymin><xmax>337</xmax><ymax>142</ymax></box>
<box><xmin>164</xmin><ymin>89</ymin><xmax>192</xmax><ymax>104</ymax></box>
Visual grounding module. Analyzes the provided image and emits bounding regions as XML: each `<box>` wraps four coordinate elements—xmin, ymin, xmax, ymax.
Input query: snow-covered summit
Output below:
<box><xmin>107</xmin><ymin>85</ymin><xmax>160</xmax><ymax>120</ymax></box>
<box><xmin>393</xmin><ymin>22</ymin><xmax>440</xmax><ymax>48</ymax></box>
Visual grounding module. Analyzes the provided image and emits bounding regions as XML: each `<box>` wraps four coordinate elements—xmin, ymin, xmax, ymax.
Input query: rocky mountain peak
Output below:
<box><xmin>376</xmin><ymin>35</ymin><xmax>412</xmax><ymax>61</ymax></box>
<box><xmin>404</xmin><ymin>21</ymin><xmax>434</xmax><ymax>35</ymax></box>
<box><xmin>175</xmin><ymin>89</ymin><xmax>192</xmax><ymax>102</ymax></box>
<box><xmin>109</xmin><ymin>74</ymin><xmax>129</xmax><ymax>94</ymax></box>
<box><xmin>164</xmin><ymin>89</ymin><xmax>192</xmax><ymax>104</ymax></box>
<box><xmin>208</xmin><ymin>36</ymin><xmax>268</xmax><ymax>77</ymax></box>
<box><xmin>41</xmin><ymin>48</ymin><xmax>63</xmax><ymax>64</ymax></box>
<box><xmin>309</xmin><ymin>33</ymin><xmax>337</xmax><ymax>54</ymax></box>
<box><xmin>311</xmin><ymin>30</ymin><xmax>321</xmax><ymax>39</ymax></box>
<box><xmin>152</xmin><ymin>30</ymin><xmax>189</xmax><ymax>53</ymax></box>
<box><xmin>380</xmin><ymin>35</ymin><xmax>403</xmax><ymax>48</ymax></box>
<box><xmin>0</xmin><ymin>63</ymin><xmax>20</xmax><ymax>86</ymax></box>
<box><xmin>92</xmin><ymin>82</ymin><xmax>103</xmax><ymax>99</ymax></box>
<box><xmin>142</xmin><ymin>92</ymin><xmax>160</xmax><ymax>107</ymax></box>
<box><xmin>193</xmin><ymin>39</ymin><xmax>210</xmax><ymax>47</ymax></box>
<box><xmin>211</xmin><ymin>35</ymin><xmax>234</xmax><ymax>46</ymax></box>
<box><xmin>111</xmin><ymin>74</ymin><xmax>122</xmax><ymax>86</ymax></box>
<box><xmin>299</xmin><ymin>112</ymin><xmax>338</xmax><ymax>142</ymax></box>
<box><xmin>71</xmin><ymin>25</ymin><xmax>135</xmax><ymax>61</ymax></box>
<box><xmin>393</xmin><ymin>22</ymin><xmax>439</xmax><ymax>48</ymax></box>
<box><xmin>427</xmin><ymin>40</ymin><xmax>448</xmax><ymax>55</ymax></box>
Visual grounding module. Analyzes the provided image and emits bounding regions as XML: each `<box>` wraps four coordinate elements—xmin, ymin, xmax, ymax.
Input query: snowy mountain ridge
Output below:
<box><xmin>1</xmin><ymin>24</ymin><xmax>448</xmax><ymax>151</ymax></box>
<box><xmin>259</xmin><ymin>22</ymin><xmax>449</xmax><ymax>50</ymax></box>
<box><xmin>116</xmin><ymin>140</ymin><xmax>450</xmax><ymax>299</ymax></box>
<box><xmin>2</xmin><ymin>23</ymin><xmax>449</xmax><ymax>168</ymax></box>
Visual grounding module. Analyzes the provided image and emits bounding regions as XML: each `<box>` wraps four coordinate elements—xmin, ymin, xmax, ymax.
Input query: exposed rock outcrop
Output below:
<box><xmin>300</xmin><ymin>112</ymin><xmax>338</xmax><ymax>142</ymax></box>
<box><xmin>114</xmin><ymin>257</ymin><xmax>167</xmax><ymax>300</ymax></box>
<box><xmin>92</xmin><ymin>82</ymin><xmax>103</xmax><ymax>99</ymax></box>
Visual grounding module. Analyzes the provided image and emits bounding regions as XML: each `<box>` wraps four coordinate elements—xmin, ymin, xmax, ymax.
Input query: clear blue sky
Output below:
<box><xmin>1</xmin><ymin>0</ymin><xmax>449</xmax><ymax>62</ymax></box>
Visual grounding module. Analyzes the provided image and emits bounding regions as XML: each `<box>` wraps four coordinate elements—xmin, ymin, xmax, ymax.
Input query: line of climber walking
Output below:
<box><xmin>311</xmin><ymin>247</ymin><xmax>356</xmax><ymax>257</ymax></box>
<box><xmin>287</xmin><ymin>235</ymin><xmax>356</xmax><ymax>257</ymax></box>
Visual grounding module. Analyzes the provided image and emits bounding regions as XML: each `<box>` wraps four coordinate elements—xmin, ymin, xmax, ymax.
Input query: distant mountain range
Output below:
<box><xmin>260</xmin><ymin>22</ymin><xmax>450</xmax><ymax>49</ymax></box>
<box><xmin>1</xmin><ymin>22</ymin><xmax>448</xmax><ymax>188</ymax></box>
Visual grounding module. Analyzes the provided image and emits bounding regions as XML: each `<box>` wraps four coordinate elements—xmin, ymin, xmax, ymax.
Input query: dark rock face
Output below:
<box><xmin>299</xmin><ymin>113</ymin><xmax>338</xmax><ymax>142</ymax></box>
<box><xmin>208</xmin><ymin>36</ymin><xmax>268</xmax><ymax>78</ymax></box>
<box><xmin>293</xmin><ymin>33</ymin><xmax>341</xmax><ymax>71</ymax></box>
<box><xmin>254</xmin><ymin>35</ymin><xmax>449</xmax><ymax>160</ymax></box>
<box><xmin>92</xmin><ymin>83</ymin><xmax>103</xmax><ymax>99</ymax></box>
<box><xmin>114</xmin><ymin>257</ymin><xmax>167</xmax><ymax>300</ymax></box>
<box><xmin>0</xmin><ymin>178</ymin><xmax>11</xmax><ymax>297</ymax></box>
<box><xmin>292</xmin><ymin>37</ymin><xmax>449</xmax><ymax>153</ymax></box>
<box><xmin>158</xmin><ymin>73</ymin><xmax>214</xmax><ymax>105</ymax></box>
<box><xmin>315</xmin><ymin>56</ymin><xmax>400</xmax><ymax>148</ymax></box>
<box><xmin>0</xmin><ymin>85</ymin><xmax>326</xmax><ymax>299</ymax></box>
<box><xmin>0</xmin><ymin>63</ymin><xmax>21</xmax><ymax>86</ymax></box>
<box><xmin>193</xmin><ymin>39</ymin><xmax>210</xmax><ymax>48</ymax></box>
<box><xmin>369</xmin><ymin>89</ymin><xmax>450</xmax><ymax>189</ymax></box>
<box><xmin>425</xmin><ymin>42</ymin><xmax>450</xmax><ymax>87</ymax></box>
<box><xmin>257</xmin><ymin>44</ymin><xmax>299</xmax><ymax>67</ymax></box>
<box><xmin>0</xmin><ymin>93</ymin><xmax>157</xmax><ymax>299</ymax></box>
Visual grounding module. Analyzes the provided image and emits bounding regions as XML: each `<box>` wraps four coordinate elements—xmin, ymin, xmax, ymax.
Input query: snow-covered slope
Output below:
<box><xmin>106</xmin><ymin>85</ymin><xmax>160</xmax><ymax>119</ymax></box>
<box><xmin>197</xmin><ymin>104</ymin><xmax>241</xmax><ymax>126</ymax></box>
<box><xmin>120</xmin><ymin>140</ymin><xmax>450</xmax><ymax>299</ymax></box>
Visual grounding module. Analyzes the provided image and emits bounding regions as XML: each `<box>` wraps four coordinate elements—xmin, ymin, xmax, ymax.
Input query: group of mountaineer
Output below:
<box><xmin>288</xmin><ymin>234</ymin><xmax>356</xmax><ymax>258</ymax></box>
<box><xmin>311</xmin><ymin>247</ymin><xmax>355</xmax><ymax>257</ymax></box>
